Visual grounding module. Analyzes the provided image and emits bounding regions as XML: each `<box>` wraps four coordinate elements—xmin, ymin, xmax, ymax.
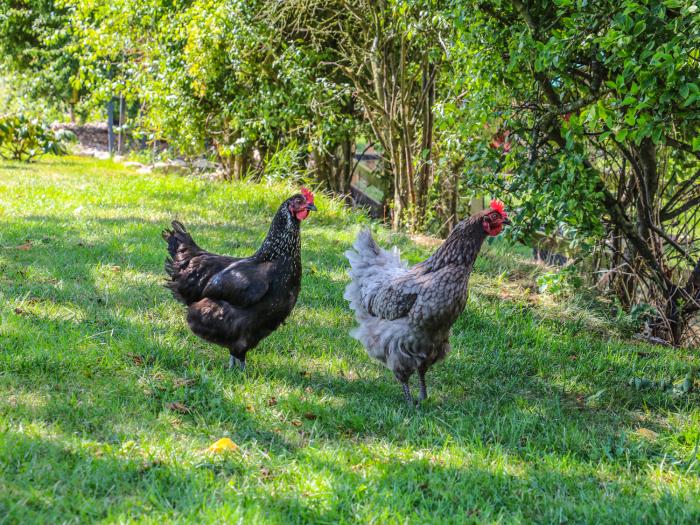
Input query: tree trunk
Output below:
<box><xmin>107</xmin><ymin>98</ymin><xmax>115</xmax><ymax>155</ymax></box>
<box><xmin>117</xmin><ymin>96</ymin><xmax>126</xmax><ymax>155</ymax></box>
<box><xmin>391</xmin><ymin>149</ymin><xmax>403</xmax><ymax>230</ymax></box>
<box><xmin>232</xmin><ymin>150</ymin><xmax>249</xmax><ymax>180</ymax></box>
<box><xmin>416</xmin><ymin>59</ymin><xmax>436</xmax><ymax>230</ymax></box>
<box><xmin>69</xmin><ymin>86</ymin><xmax>79</xmax><ymax>124</ymax></box>
<box><xmin>339</xmin><ymin>136</ymin><xmax>353</xmax><ymax>194</ymax></box>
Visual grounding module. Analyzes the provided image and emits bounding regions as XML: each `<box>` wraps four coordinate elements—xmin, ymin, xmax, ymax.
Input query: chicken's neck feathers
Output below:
<box><xmin>254</xmin><ymin>204</ymin><xmax>301</xmax><ymax>263</ymax></box>
<box><xmin>420</xmin><ymin>216</ymin><xmax>487</xmax><ymax>273</ymax></box>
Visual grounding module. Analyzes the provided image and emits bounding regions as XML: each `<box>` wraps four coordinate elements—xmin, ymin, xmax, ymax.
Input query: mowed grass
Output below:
<box><xmin>1</xmin><ymin>156</ymin><xmax>699</xmax><ymax>524</ymax></box>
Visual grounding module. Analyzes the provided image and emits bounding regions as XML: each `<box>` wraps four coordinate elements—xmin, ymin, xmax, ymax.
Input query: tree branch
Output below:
<box><xmin>350</xmin><ymin>141</ymin><xmax>377</xmax><ymax>181</ymax></box>
<box><xmin>511</xmin><ymin>0</ymin><xmax>538</xmax><ymax>35</ymax></box>
<box><xmin>661</xmin><ymin>194</ymin><xmax>700</xmax><ymax>222</ymax></box>
<box><xmin>680</xmin><ymin>258</ymin><xmax>700</xmax><ymax>317</ymax></box>
<box><xmin>646</xmin><ymin>223</ymin><xmax>695</xmax><ymax>263</ymax></box>
<box><xmin>543</xmin><ymin>93</ymin><xmax>604</xmax><ymax>115</ymax></box>
<box><xmin>665</xmin><ymin>135</ymin><xmax>700</xmax><ymax>160</ymax></box>
<box><xmin>660</xmin><ymin>168</ymin><xmax>700</xmax><ymax>219</ymax></box>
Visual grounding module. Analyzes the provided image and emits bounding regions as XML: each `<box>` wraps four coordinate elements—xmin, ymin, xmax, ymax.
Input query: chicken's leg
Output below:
<box><xmin>401</xmin><ymin>382</ymin><xmax>414</xmax><ymax>406</ymax></box>
<box><xmin>228</xmin><ymin>355</ymin><xmax>246</xmax><ymax>371</ymax></box>
<box><xmin>418</xmin><ymin>369</ymin><xmax>428</xmax><ymax>402</ymax></box>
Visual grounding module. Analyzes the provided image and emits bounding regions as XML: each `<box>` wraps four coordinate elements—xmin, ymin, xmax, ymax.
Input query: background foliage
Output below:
<box><xmin>0</xmin><ymin>0</ymin><xmax>698</xmax><ymax>344</ymax></box>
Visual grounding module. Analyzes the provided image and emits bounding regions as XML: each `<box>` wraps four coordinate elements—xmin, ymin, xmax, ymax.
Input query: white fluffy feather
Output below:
<box><xmin>343</xmin><ymin>230</ymin><xmax>421</xmax><ymax>368</ymax></box>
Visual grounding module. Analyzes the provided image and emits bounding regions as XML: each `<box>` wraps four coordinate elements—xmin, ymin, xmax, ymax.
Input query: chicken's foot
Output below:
<box><xmin>228</xmin><ymin>355</ymin><xmax>246</xmax><ymax>371</ymax></box>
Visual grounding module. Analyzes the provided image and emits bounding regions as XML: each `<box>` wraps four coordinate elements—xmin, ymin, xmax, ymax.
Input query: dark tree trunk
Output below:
<box><xmin>107</xmin><ymin>98</ymin><xmax>115</xmax><ymax>155</ymax></box>
<box><xmin>416</xmin><ymin>59</ymin><xmax>436</xmax><ymax>229</ymax></box>
<box><xmin>312</xmin><ymin>137</ymin><xmax>355</xmax><ymax>195</ymax></box>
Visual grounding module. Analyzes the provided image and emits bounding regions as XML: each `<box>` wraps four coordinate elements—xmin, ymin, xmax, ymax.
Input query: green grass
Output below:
<box><xmin>1</xmin><ymin>156</ymin><xmax>699</xmax><ymax>524</ymax></box>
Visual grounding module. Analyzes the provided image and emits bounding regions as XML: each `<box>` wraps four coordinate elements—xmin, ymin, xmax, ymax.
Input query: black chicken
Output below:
<box><xmin>162</xmin><ymin>189</ymin><xmax>316</xmax><ymax>370</ymax></box>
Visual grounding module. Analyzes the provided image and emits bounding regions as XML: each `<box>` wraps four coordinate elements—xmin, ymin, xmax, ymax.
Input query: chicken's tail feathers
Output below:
<box><xmin>351</xmin><ymin>229</ymin><xmax>380</xmax><ymax>257</ymax></box>
<box><xmin>344</xmin><ymin>229</ymin><xmax>404</xmax><ymax>271</ymax></box>
<box><xmin>343</xmin><ymin>228</ymin><xmax>406</xmax><ymax>317</ymax></box>
<box><xmin>162</xmin><ymin>221</ymin><xmax>203</xmax><ymax>298</ymax></box>
<box><xmin>162</xmin><ymin>220</ymin><xmax>202</xmax><ymax>260</ymax></box>
<box><xmin>169</xmin><ymin>220</ymin><xmax>188</xmax><ymax>236</ymax></box>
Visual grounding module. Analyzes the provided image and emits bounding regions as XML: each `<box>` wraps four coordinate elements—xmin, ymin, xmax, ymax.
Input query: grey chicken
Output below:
<box><xmin>344</xmin><ymin>200</ymin><xmax>510</xmax><ymax>404</ymax></box>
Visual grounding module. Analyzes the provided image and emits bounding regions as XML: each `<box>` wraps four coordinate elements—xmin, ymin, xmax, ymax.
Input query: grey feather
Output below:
<box><xmin>344</xmin><ymin>220</ymin><xmax>489</xmax><ymax>390</ymax></box>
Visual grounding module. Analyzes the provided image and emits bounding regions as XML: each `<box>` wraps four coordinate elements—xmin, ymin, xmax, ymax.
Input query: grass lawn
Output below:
<box><xmin>1</xmin><ymin>156</ymin><xmax>699</xmax><ymax>524</ymax></box>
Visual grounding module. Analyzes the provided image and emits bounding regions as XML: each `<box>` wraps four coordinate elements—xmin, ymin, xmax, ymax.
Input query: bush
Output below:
<box><xmin>536</xmin><ymin>265</ymin><xmax>582</xmax><ymax>297</ymax></box>
<box><xmin>0</xmin><ymin>113</ymin><xmax>75</xmax><ymax>162</ymax></box>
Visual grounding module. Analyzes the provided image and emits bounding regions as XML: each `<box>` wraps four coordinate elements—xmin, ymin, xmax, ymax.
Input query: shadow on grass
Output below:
<box><xmin>2</xmin><ymin>211</ymin><xmax>700</xmax><ymax>522</ymax></box>
<box><xmin>4</xmin><ymin>213</ymin><xmax>695</xmax><ymax>415</ymax></box>
<box><xmin>2</xmin><ymin>428</ymin><xmax>697</xmax><ymax>523</ymax></box>
<box><xmin>0</xmin><ymin>164</ymin><xmax>24</xmax><ymax>171</ymax></box>
<box><xmin>1</xmin><ymin>429</ymin><xmax>233</xmax><ymax>522</ymax></box>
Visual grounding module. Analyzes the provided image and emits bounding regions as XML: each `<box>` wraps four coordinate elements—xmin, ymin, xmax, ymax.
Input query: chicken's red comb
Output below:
<box><xmin>301</xmin><ymin>187</ymin><xmax>314</xmax><ymax>204</ymax></box>
<box><xmin>490</xmin><ymin>199</ymin><xmax>507</xmax><ymax>216</ymax></box>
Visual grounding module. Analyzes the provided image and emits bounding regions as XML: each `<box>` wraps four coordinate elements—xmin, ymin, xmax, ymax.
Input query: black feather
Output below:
<box><xmin>162</xmin><ymin>195</ymin><xmax>308</xmax><ymax>363</ymax></box>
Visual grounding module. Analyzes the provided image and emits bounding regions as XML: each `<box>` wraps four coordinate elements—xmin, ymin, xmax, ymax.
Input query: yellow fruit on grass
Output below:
<box><xmin>208</xmin><ymin>437</ymin><xmax>239</xmax><ymax>453</ymax></box>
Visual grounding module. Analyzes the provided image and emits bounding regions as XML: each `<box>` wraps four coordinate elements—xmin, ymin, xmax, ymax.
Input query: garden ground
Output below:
<box><xmin>0</xmin><ymin>156</ymin><xmax>699</xmax><ymax>524</ymax></box>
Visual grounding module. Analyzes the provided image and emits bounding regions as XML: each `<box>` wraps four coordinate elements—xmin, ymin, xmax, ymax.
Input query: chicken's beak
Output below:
<box><xmin>503</xmin><ymin>217</ymin><xmax>512</xmax><ymax>226</ymax></box>
<box><xmin>306</xmin><ymin>203</ymin><xmax>318</xmax><ymax>212</ymax></box>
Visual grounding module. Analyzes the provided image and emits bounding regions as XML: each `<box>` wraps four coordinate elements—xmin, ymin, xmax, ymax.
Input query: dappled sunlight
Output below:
<box><xmin>9</xmin><ymin>296</ymin><xmax>87</xmax><ymax>324</ymax></box>
<box><xmin>1</xmin><ymin>158</ymin><xmax>699</xmax><ymax>522</ymax></box>
<box><xmin>1</xmin><ymin>387</ymin><xmax>50</xmax><ymax>413</ymax></box>
<box><xmin>292</xmin><ymin>305</ymin><xmax>354</xmax><ymax>330</ymax></box>
<box><xmin>304</xmin><ymin>265</ymin><xmax>351</xmax><ymax>285</ymax></box>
